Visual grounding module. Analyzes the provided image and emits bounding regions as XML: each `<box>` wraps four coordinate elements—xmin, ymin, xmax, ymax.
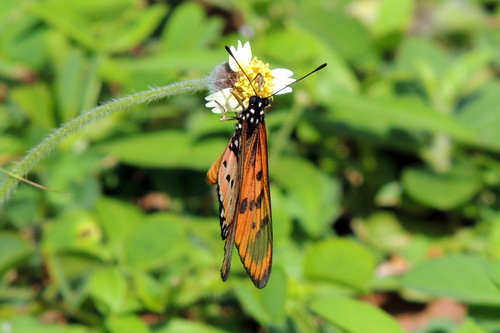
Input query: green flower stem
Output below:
<box><xmin>0</xmin><ymin>77</ymin><xmax>210</xmax><ymax>204</ymax></box>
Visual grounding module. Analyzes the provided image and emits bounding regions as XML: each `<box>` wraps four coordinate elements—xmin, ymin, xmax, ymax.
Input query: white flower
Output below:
<box><xmin>205</xmin><ymin>41</ymin><xmax>295</xmax><ymax>114</ymax></box>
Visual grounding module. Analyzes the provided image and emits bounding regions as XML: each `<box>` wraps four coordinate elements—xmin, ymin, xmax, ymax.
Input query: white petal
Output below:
<box><xmin>273</xmin><ymin>77</ymin><xmax>296</xmax><ymax>95</ymax></box>
<box><xmin>229</xmin><ymin>40</ymin><xmax>252</xmax><ymax>71</ymax></box>
<box><xmin>205</xmin><ymin>88</ymin><xmax>231</xmax><ymax>103</ymax></box>
<box><xmin>273</xmin><ymin>87</ymin><xmax>293</xmax><ymax>95</ymax></box>
<box><xmin>272</xmin><ymin>68</ymin><xmax>294</xmax><ymax>79</ymax></box>
<box><xmin>205</xmin><ymin>88</ymin><xmax>241</xmax><ymax>113</ymax></box>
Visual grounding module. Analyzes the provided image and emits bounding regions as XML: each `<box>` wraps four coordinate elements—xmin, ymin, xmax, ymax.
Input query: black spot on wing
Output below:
<box><xmin>255</xmin><ymin>189</ymin><xmax>264</xmax><ymax>209</ymax></box>
<box><xmin>260</xmin><ymin>215</ymin><xmax>270</xmax><ymax>227</ymax></box>
<box><xmin>239</xmin><ymin>198</ymin><xmax>248</xmax><ymax>214</ymax></box>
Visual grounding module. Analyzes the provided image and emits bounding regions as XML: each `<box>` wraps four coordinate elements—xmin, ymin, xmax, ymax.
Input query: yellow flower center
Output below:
<box><xmin>232</xmin><ymin>57</ymin><xmax>274</xmax><ymax>105</ymax></box>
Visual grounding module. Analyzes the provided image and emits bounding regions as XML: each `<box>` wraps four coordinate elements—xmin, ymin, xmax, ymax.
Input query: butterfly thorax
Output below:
<box><xmin>238</xmin><ymin>95</ymin><xmax>269</xmax><ymax>136</ymax></box>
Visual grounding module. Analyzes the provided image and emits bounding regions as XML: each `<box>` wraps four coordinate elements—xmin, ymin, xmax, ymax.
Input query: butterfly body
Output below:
<box><xmin>207</xmin><ymin>95</ymin><xmax>273</xmax><ymax>289</ymax></box>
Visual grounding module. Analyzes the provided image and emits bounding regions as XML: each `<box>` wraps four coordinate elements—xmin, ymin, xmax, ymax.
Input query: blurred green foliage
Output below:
<box><xmin>1</xmin><ymin>0</ymin><xmax>500</xmax><ymax>332</ymax></box>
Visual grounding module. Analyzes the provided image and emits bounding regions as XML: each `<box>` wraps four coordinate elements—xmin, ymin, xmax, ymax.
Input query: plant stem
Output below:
<box><xmin>0</xmin><ymin>77</ymin><xmax>210</xmax><ymax>204</ymax></box>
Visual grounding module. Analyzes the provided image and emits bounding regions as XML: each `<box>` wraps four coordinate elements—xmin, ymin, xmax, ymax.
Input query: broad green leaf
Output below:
<box><xmin>94</xmin><ymin>131</ymin><xmax>227</xmax><ymax>171</ymax></box>
<box><xmin>294</xmin><ymin>4</ymin><xmax>375</xmax><ymax>68</ymax></box>
<box><xmin>29</xmin><ymin>1</ymin><xmax>97</xmax><ymax>49</ymax></box>
<box><xmin>106</xmin><ymin>315</ymin><xmax>150</xmax><ymax>333</ymax></box>
<box><xmin>42</xmin><ymin>210</ymin><xmax>102</xmax><ymax>255</ymax></box>
<box><xmin>288</xmin><ymin>301</ymin><xmax>319</xmax><ymax>333</ymax></box>
<box><xmin>329</xmin><ymin>94</ymin><xmax>475</xmax><ymax>143</ymax></box>
<box><xmin>0</xmin><ymin>315</ymin><xmax>89</xmax><ymax>333</ymax></box>
<box><xmin>458</xmin><ymin>82</ymin><xmax>500</xmax><ymax>152</ymax></box>
<box><xmin>310</xmin><ymin>296</ymin><xmax>405</xmax><ymax>333</ymax></box>
<box><xmin>351</xmin><ymin>212</ymin><xmax>411</xmax><ymax>254</ymax></box>
<box><xmin>0</xmin><ymin>232</ymin><xmax>31</xmax><ymax>274</ymax></box>
<box><xmin>155</xmin><ymin>319</ymin><xmax>229</xmax><ymax>333</ymax></box>
<box><xmin>103</xmin><ymin>4</ymin><xmax>168</xmax><ymax>53</ymax></box>
<box><xmin>47</xmin><ymin>38</ymin><xmax>91</xmax><ymax>122</ymax></box>
<box><xmin>44</xmin><ymin>152</ymin><xmax>102</xmax><ymax>209</ymax></box>
<box><xmin>94</xmin><ymin>197</ymin><xmax>144</xmax><ymax>259</ymax></box>
<box><xmin>124</xmin><ymin>213</ymin><xmax>186</xmax><ymax>270</ymax></box>
<box><xmin>0</xmin><ymin>0</ymin><xmax>17</xmax><ymax>22</ymax></box>
<box><xmin>0</xmin><ymin>15</ymin><xmax>47</xmax><ymax>69</ymax></box>
<box><xmin>161</xmin><ymin>2</ymin><xmax>221</xmax><ymax>51</ymax></box>
<box><xmin>402</xmin><ymin>255</ymin><xmax>500</xmax><ymax>305</ymax></box>
<box><xmin>303</xmin><ymin>239</ymin><xmax>375</xmax><ymax>291</ymax></box>
<box><xmin>396</xmin><ymin>37</ymin><xmax>449</xmax><ymax>77</ymax></box>
<box><xmin>440</xmin><ymin>50</ymin><xmax>493</xmax><ymax>106</ymax></box>
<box><xmin>402</xmin><ymin>164</ymin><xmax>482</xmax><ymax>210</ymax></box>
<box><xmin>133</xmin><ymin>271</ymin><xmax>166</xmax><ymax>313</ymax></box>
<box><xmin>271</xmin><ymin>156</ymin><xmax>340</xmax><ymax>237</ymax></box>
<box><xmin>456</xmin><ymin>319</ymin><xmax>488</xmax><ymax>333</ymax></box>
<box><xmin>10</xmin><ymin>83</ymin><xmax>55</xmax><ymax>128</ymax></box>
<box><xmin>373</xmin><ymin>0</ymin><xmax>413</xmax><ymax>37</ymax></box>
<box><xmin>2</xmin><ymin>186</ymin><xmax>42</xmax><ymax>229</ymax></box>
<box><xmin>265</xmin><ymin>29</ymin><xmax>322</xmax><ymax>63</ymax></box>
<box><xmin>88</xmin><ymin>267</ymin><xmax>127</xmax><ymax>315</ymax></box>
<box><xmin>0</xmin><ymin>135</ymin><xmax>25</xmax><ymax>156</ymax></box>
<box><xmin>233</xmin><ymin>268</ymin><xmax>287</xmax><ymax>325</ymax></box>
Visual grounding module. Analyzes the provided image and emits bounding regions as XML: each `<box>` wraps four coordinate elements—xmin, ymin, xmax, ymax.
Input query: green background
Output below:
<box><xmin>1</xmin><ymin>0</ymin><xmax>499</xmax><ymax>332</ymax></box>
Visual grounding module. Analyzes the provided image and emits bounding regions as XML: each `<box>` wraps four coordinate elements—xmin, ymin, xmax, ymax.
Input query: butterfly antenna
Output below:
<box><xmin>225</xmin><ymin>46</ymin><xmax>260</xmax><ymax>96</ymax></box>
<box><xmin>270</xmin><ymin>63</ymin><xmax>327</xmax><ymax>97</ymax></box>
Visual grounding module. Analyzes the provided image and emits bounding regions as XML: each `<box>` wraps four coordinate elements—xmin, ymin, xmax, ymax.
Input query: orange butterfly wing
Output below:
<box><xmin>207</xmin><ymin>96</ymin><xmax>273</xmax><ymax>288</ymax></box>
<box><xmin>233</xmin><ymin>119</ymin><xmax>272</xmax><ymax>288</ymax></box>
<box><xmin>207</xmin><ymin>139</ymin><xmax>240</xmax><ymax>280</ymax></box>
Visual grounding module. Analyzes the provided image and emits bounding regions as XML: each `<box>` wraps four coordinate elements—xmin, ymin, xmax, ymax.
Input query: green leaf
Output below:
<box><xmin>10</xmin><ymin>83</ymin><xmax>54</xmax><ymax>128</ymax></box>
<box><xmin>310</xmin><ymin>296</ymin><xmax>405</xmax><ymax>333</ymax></box>
<box><xmin>0</xmin><ymin>315</ymin><xmax>90</xmax><ymax>333</ymax></box>
<box><xmin>106</xmin><ymin>315</ymin><xmax>150</xmax><ymax>333</ymax></box>
<box><xmin>46</xmin><ymin>37</ymin><xmax>93</xmax><ymax>122</ymax></box>
<box><xmin>29</xmin><ymin>0</ymin><xmax>97</xmax><ymax>49</ymax></box>
<box><xmin>373</xmin><ymin>0</ymin><xmax>414</xmax><ymax>37</ymax></box>
<box><xmin>288</xmin><ymin>301</ymin><xmax>319</xmax><ymax>333</ymax></box>
<box><xmin>2</xmin><ymin>186</ymin><xmax>42</xmax><ymax>229</ymax></box>
<box><xmin>396</xmin><ymin>37</ymin><xmax>449</xmax><ymax>77</ymax></box>
<box><xmin>161</xmin><ymin>2</ymin><xmax>221</xmax><ymax>51</ymax></box>
<box><xmin>401</xmin><ymin>255</ymin><xmax>500</xmax><ymax>305</ymax></box>
<box><xmin>94</xmin><ymin>131</ymin><xmax>227</xmax><ymax>171</ymax></box>
<box><xmin>155</xmin><ymin>319</ymin><xmax>229</xmax><ymax>333</ymax></box>
<box><xmin>294</xmin><ymin>4</ymin><xmax>375</xmax><ymax>68</ymax></box>
<box><xmin>0</xmin><ymin>135</ymin><xmax>25</xmax><ymax>156</ymax></box>
<box><xmin>94</xmin><ymin>197</ymin><xmax>144</xmax><ymax>259</ymax></box>
<box><xmin>88</xmin><ymin>267</ymin><xmax>127</xmax><ymax>315</ymax></box>
<box><xmin>233</xmin><ymin>268</ymin><xmax>287</xmax><ymax>325</ymax></box>
<box><xmin>458</xmin><ymin>82</ymin><xmax>500</xmax><ymax>152</ymax></box>
<box><xmin>271</xmin><ymin>156</ymin><xmax>341</xmax><ymax>237</ymax></box>
<box><xmin>456</xmin><ymin>319</ymin><xmax>488</xmax><ymax>333</ymax></box>
<box><xmin>103</xmin><ymin>4</ymin><xmax>168</xmax><ymax>53</ymax></box>
<box><xmin>124</xmin><ymin>213</ymin><xmax>187</xmax><ymax>270</ymax></box>
<box><xmin>133</xmin><ymin>271</ymin><xmax>166</xmax><ymax>313</ymax></box>
<box><xmin>0</xmin><ymin>15</ymin><xmax>48</xmax><ymax>70</ymax></box>
<box><xmin>42</xmin><ymin>210</ymin><xmax>102</xmax><ymax>255</ymax></box>
<box><xmin>439</xmin><ymin>50</ymin><xmax>493</xmax><ymax>106</ymax></box>
<box><xmin>0</xmin><ymin>232</ymin><xmax>31</xmax><ymax>274</ymax></box>
<box><xmin>303</xmin><ymin>239</ymin><xmax>375</xmax><ymax>291</ymax></box>
<box><xmin>330</xmin><ymin>94</ymin><xmax>476</xmax><ymax>143</ymax></box>
<box><xmin>402</xmin><ymin>164</ymin><xmax>483</xmax><ymax>210</ymax></box>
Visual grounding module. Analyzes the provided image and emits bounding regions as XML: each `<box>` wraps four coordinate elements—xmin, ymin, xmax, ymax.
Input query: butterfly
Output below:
<box><xmin>207</xmin><ymin>46</ymin><xmax>327</xmax><ymax>288</ymax></box>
